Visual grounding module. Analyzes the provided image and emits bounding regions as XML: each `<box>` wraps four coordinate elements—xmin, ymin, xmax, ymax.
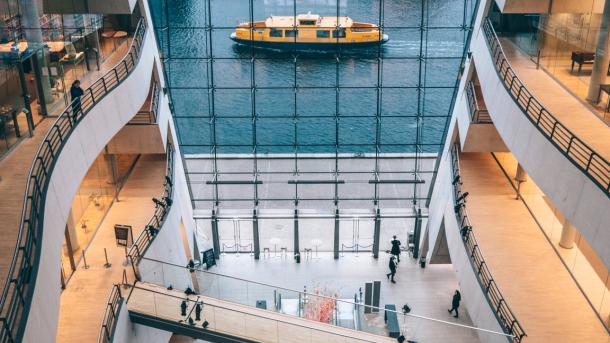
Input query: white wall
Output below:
<box><xmin>22</xmin><ymin>27</ymin><xmax>156</xmax><ymax>343</ymax></box>
<box><xmin>470</xmin><ymin>24</ymin><xmax>610</xmax><ymax>269</ymax></box>
<box><xmin>20</xmin><ymin>13</ymin><xmax>198</xmax><ymax>340</ymax></box>
<box><xmin>113</xmin><ymin>304</ymin><xmax>172</xmax><ymax>343</ymax></box>
<box><xmin>455</xmin><ymin>90</ymin><xmax>509</xmax><ymax>153</ymax></box>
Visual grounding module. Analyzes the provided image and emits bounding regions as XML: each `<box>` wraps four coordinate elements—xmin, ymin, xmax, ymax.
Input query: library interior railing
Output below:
<box><xmin>126</xmin><ymin>143</ymin><xmax>175</xmax><ymax>275</ymax></box>
<box><xmin>97</xmin><ymin>284</ymin><xmax>124</xmax><ymax>343</ymax></box>
<box><xmin>465</xmin><ymin>80</ymin><xmax>492</xmax><ymax>124</ymax></box>
<box><xmin>482</xmin><ymin>18</ymin><xmax>610</xmax><ymax>195</ymax></box>
<box><xmin>0</xmin><ymin>18</ymin><xmax>146</xmax><ymax>343</ymax></box>
<box><xmin>450</xmin><ymin>144</ymin><xmax>526</xmax><ymax>343</ymax></box>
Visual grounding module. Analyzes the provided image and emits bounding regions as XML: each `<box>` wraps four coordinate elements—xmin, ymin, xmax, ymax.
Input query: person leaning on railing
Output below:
<box><xmin>70</xmin><ymin>80</ymin><xmax>84</xmax><ymax>122</ymax></box>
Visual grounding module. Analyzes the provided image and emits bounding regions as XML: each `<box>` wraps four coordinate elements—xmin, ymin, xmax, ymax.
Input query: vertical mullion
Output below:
<box><xmin>414</xmin><ymin>0</ymin><xmax>426</xmax><ymax>206</ymax></box>
<box><xmin>249</xmin><ymin>0</ymin><xmax>258</xmax><ymax>207</ymax></box>
<box><xmin>293</xmin><ymin>0</ymin><xmax>299</xmax><ymax>207</ymax></box>
<box><xmin>206</xmin><ymin>0</ymin><xmax>219</xmax><ymax>207</ymax></box>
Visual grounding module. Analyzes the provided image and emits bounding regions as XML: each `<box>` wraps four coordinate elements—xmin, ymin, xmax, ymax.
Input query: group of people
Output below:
<box><xmin>385</xmin><ymin>235</ymin><xmax>462</xmax><ymax>319</ymax></box>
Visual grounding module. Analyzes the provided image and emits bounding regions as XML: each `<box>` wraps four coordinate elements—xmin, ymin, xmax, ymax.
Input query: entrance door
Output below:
<box><xmin>218</xmin><ymin>219</ymin><xmax>254</xmax><ymax>254</ymax></box>
<box><xmin>339</xmin><ymin>218</ymin><xmax>375</xmax><ymax>256</ymax></box>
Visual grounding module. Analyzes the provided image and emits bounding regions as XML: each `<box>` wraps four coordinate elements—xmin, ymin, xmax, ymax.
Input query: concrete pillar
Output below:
<box><xmin>372</xmin><ymin>208</ymin><xmax>381</xmax><ymax>259</ymax></box>
<box><xmin>515</xmin><ymin>163</ymin><xmax>528</xmax><ymax>182</ymax></box>
<box><xmin>65</xmin><ymin>211</ymin><xmax>81</xmax><ymax>251</ymax></box>
<box><xmin>103</xmin><ymin>153</ymin><xmax>119</xmax><ymax>184</ymax></box>
<box><xmin>20</xmin><ymin>0</ymin><xmax>53</xmax><ymax>108</ymax></box>
<box><xmin>515</xmin><ymin>163</ymin><xmax>528</xmax><ymax>200</ymax></box>
<box><xmin>334</xmin><ymin>209</ymin><xmax>340</xmax><ymax>259</ymax></box>
<box><xmin>253</xmin><ymin>209</ymin><xmax>260</xmax><ymax>260</ymax></box>
<box><xmin>293</xmin><ymin>210</ymin><xmax>299</xmax><ymax>254</ymax></box>
<box><xmin>587</xmin><ymin>0</ymin><xmax>610</xmax><ymax>102</ymax></box>
<box><xmin>558</xmin><ymin>219</ymin><xmax>577</xmax><ymax>249</ymax></box>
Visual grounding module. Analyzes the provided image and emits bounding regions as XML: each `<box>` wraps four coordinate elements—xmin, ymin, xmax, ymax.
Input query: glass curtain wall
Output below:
<box><xmin>490</xmin><ymin>3</ymin><xmax>610</xmax><ymax>121</ymax></box>
<box><xmin>61</xmin><ymin>152</ymin><xmax>138</xmax><ymax>284</ymax></box>
<box><xmin>151</xmin><ymin>0</ymin><xmax>477</xmax><ymax>252</ymax></box>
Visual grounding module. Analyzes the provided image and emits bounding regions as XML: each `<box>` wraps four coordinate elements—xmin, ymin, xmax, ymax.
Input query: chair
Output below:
<box><xmin>60</xmin><ymin>43</ymin><xmax>85</xmax><ymax>65</ymax></box>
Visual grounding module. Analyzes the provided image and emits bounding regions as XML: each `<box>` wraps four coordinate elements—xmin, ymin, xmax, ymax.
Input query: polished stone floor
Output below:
<box><xmin>197</xmin><ymin>251</ymin><xmax>484</xmax><ymax>342</ymax></box>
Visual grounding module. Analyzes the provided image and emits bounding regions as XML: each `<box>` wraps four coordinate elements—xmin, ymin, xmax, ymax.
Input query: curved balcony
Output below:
<box><xmin>472</xmin><ymin>19</ymin><xmax>610</xmax><ymax>268</ymax></box>
<box><xmin>482</xmin><ymin>19</ymin><xmax>609</xmax><ymax>195</ymax></box>
<box><xmin>450</xmin><ymin>145</ymin><xmax>526</xmax><ymax>343</ymax></box>
<box><xmin>0</xmin><ymin>19</ymin><xmax>152</xmax><ymax>342</ymax></box>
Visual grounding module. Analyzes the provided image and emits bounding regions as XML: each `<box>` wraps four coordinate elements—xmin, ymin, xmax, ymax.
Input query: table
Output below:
<box><xmin>269</xmin><ymin>237</ymin><xmax>281</xmax><ymax>257</ymax></box>
<box><xmin>310</xmin><ymin>239</ymin><xmax>322</xmax><ymax>257</ymax></box>
<box><xmin>45</xmin><ymin>41</ymin><xmax>65</xmax><ymax>53</ymax></box>
<box><xmin>0</xmin><ymin>41</ymin><xmax>27</xmax><ymax>54</ymax></box>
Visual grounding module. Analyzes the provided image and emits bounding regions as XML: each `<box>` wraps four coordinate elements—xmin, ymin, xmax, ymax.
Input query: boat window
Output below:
<box><xmin>269</xmin><ymin>28</ymin><xmax>283</xmax><ymax>37</ymax></box>
<box><xmin>284</xmin><ymin>29</ymin><xmax>298</xmax><ymax>37</ymax></box>
<box><xmin>316</xmin><ymin>30</ymin><xmax>330</xmax><ymax>38</ymax></box>
<box><xmin>254</xmin><ymin>28</ymin><xmax>264</xmax><ymax>34</ymax></box>
<box><xmin>299</xmin><ymin>20</ymin><xmax>316</xmax><ymax>26</ymax></box>
<box><xmin>332</xmin><ymin>28</ymin><xmax>346</xmax><ymax>38</ymax></box>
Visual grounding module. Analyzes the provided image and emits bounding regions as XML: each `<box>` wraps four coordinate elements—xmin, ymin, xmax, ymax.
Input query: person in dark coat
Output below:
<box><xmin>195</xmin><ymin>302</ymin><xmax>202</xmax><ymax>321</ymax></box>
<box><xmin>386</xmin><ymin>256</ymin><xmax>397</xmax><ymax>283</ymax></box>
<box><xmin>69</xmin><ymin>80</ymin><xmax>84</xmax><ymax>121</ymax></box>
<box><xmin>448</xmin><ymin>290</ymin><xmax>461</xmax><ymax>318</ymax></box>
<box><xmin>390</xmin><ymin>235</ymin><xmax>401</xmax><ymax>262</ymax></box>
<box><xmin>180</xmin><ymin>300</ymin><xmax>187</xmax><ymax>316</ymax></box>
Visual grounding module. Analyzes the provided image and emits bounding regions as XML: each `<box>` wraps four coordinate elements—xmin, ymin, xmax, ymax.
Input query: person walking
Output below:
<box><xmin>448</xmin><ymin>290</ymin><xmax>461</xmax><ymax>318</ymax></box>
<box><xmin>391</xmin><ymin>235</ymin><xmax>401</xmax><ymax>263</ymax></box>
<box><xmin>70</xmin><ymin>80</ymin><xmax>84</xmax><ymax>122</ymax></box>
<box><xmin>195</xmin><ymin>302</ymin><xmax>202</xmax><ymax>321</ymax></box>
<box><xmin>386</xmin><ymin>256</ymin><xmax>397</xmax><ymax>283</ymax></box>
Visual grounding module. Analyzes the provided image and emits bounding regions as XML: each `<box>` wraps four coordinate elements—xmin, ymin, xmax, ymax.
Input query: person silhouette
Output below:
<box><xmin>448</xmin><ymin>290</ymin><xmax>461</xmax><ymax>318</ymax></box>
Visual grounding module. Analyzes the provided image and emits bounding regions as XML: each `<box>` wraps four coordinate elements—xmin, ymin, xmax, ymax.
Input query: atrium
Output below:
<box><xmin>0</xmin><ymin>0</ymin><xmax>608</xmax><ymax>342</ymax></box>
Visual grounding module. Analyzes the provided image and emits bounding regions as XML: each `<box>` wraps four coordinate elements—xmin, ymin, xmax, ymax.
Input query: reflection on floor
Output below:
<box><xmin>500</xmin><ymin>38</ymin><xmax>610</xmax><ymax>162</ymax></box>
<box><xmin>493</xmin><ymin>152</ymin><xmax>610</xmax><ymax>330</ymax></box>
<box><xmin>56</xmin><ymin>154</ymin><xmax>165</xmax><ymax>343</ymax></box>
<box><xmin>203</xmin><ymin>252</ymin><xmax>480</xmax><ymax>342</ymax></box>
<box><xmin>459</xmin><ymin>152</ymin><xmax>609</xmax><ymax>342</ymax></box>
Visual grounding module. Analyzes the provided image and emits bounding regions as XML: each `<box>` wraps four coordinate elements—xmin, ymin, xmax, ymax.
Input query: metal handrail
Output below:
<box><xmin>450</xmin><ymin>144</ymin><xmax>526</xmax><ymax>343</ymax></box>
<box><xmin>130</xmin><ymin>81</ymin><xmax>160</xmax><ymax>125</ymax></box>
<box><xmin>138</xmin><ymin>256</ymin><xmax>514</xmax><ymax>338</ymax></box>
<box><xmin>465</xmin><ymin>81</ymin><xmax>492</xmax><ymax>124</ymax></box>
<box><xmin>0</xmin><ymin>19</ymin><xmax>147</xmax><ymax>343</ymax></box>
<box><xmin>482</xmin><ymin>19</ymin><xmax>610</xmax><ymax>196</ymax></box>
<box><xmin>127</xmin><ymin>143</ymin><xmax>174</xmax><ymax>274</ymax></box>
<box><xmin>97</xmin><ymin>284</ymin><xmax>123</xmax><ymax>343</ymax></box>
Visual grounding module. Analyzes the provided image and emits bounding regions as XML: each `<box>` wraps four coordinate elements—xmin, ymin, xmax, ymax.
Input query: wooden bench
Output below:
<box><xmin>384</xmin><ymin>304</ymin><xmax>400</xmax><ymax>338</ymax></box>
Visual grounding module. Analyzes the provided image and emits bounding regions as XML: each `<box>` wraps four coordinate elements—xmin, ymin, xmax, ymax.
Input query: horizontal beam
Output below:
<box><xmin>288</xmin><ymin>180</ymin><xmax>345</xmax><ymax>184</ymax></box>
<box><xmin>205</xmin><ymin>181</ymin><xmax>263</xmax><ymax>185</ymax></box>
<box><xmin>368</xmin><ymin>179</ymin><xmax>425</xmax><ymax>184</ymax></box>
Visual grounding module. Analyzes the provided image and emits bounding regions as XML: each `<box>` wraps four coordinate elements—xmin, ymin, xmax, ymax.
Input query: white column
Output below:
<box><xmin>558</xmin><ymin>220</ymin><xmax>577</xmax><ymax>249</ymax></box>
<box><xmin>103</xmin><ymin>153</ymin><xmax>119</xmax><ymax>184</ymax></box>
<box><xmin>587</xmin><ymin>0</ymin><xmax>610</xmax><ymax>102</ymax></box>
<box><xmin>65</xmin><ymin>211</ymin><xmax>81</xmax><ymax>252</ymax></box>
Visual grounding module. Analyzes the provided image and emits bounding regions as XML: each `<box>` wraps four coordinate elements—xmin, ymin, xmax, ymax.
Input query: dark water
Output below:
<box><xmin>150</xmin><ymin>0</ymin><xmax>476</xmax><ymax>154</ymax></box>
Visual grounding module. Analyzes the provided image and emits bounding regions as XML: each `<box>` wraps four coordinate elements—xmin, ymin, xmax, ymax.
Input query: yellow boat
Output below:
<box><xmin>230</xmin><ymin>12</ymin><xmax>389</xmax><ymax>50</ymax></box>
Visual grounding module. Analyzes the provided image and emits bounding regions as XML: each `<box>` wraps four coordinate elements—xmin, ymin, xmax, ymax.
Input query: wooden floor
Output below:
<box><xmin>127</xmin><ymin>282</ymin><xmax>397</xmax><ymax>343</ymax></box>
<box><xmin>459</xmin><ymin>152</ymin><xmax>609</xmax><ymax>343</ymax></box>
<box><xmin>56</xmin><ymin>155</ymin><xmax>165</xmax><ymax>342</ymax></box>
<box><xmin>0</xmin><ymin>40</ymin><xmax>132</xmax><ymax>289</ymax></box>
<box><xmin>500</xmin><ymin>38</ymin><xmax>610</xmax><ymax>162</ymax></box>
